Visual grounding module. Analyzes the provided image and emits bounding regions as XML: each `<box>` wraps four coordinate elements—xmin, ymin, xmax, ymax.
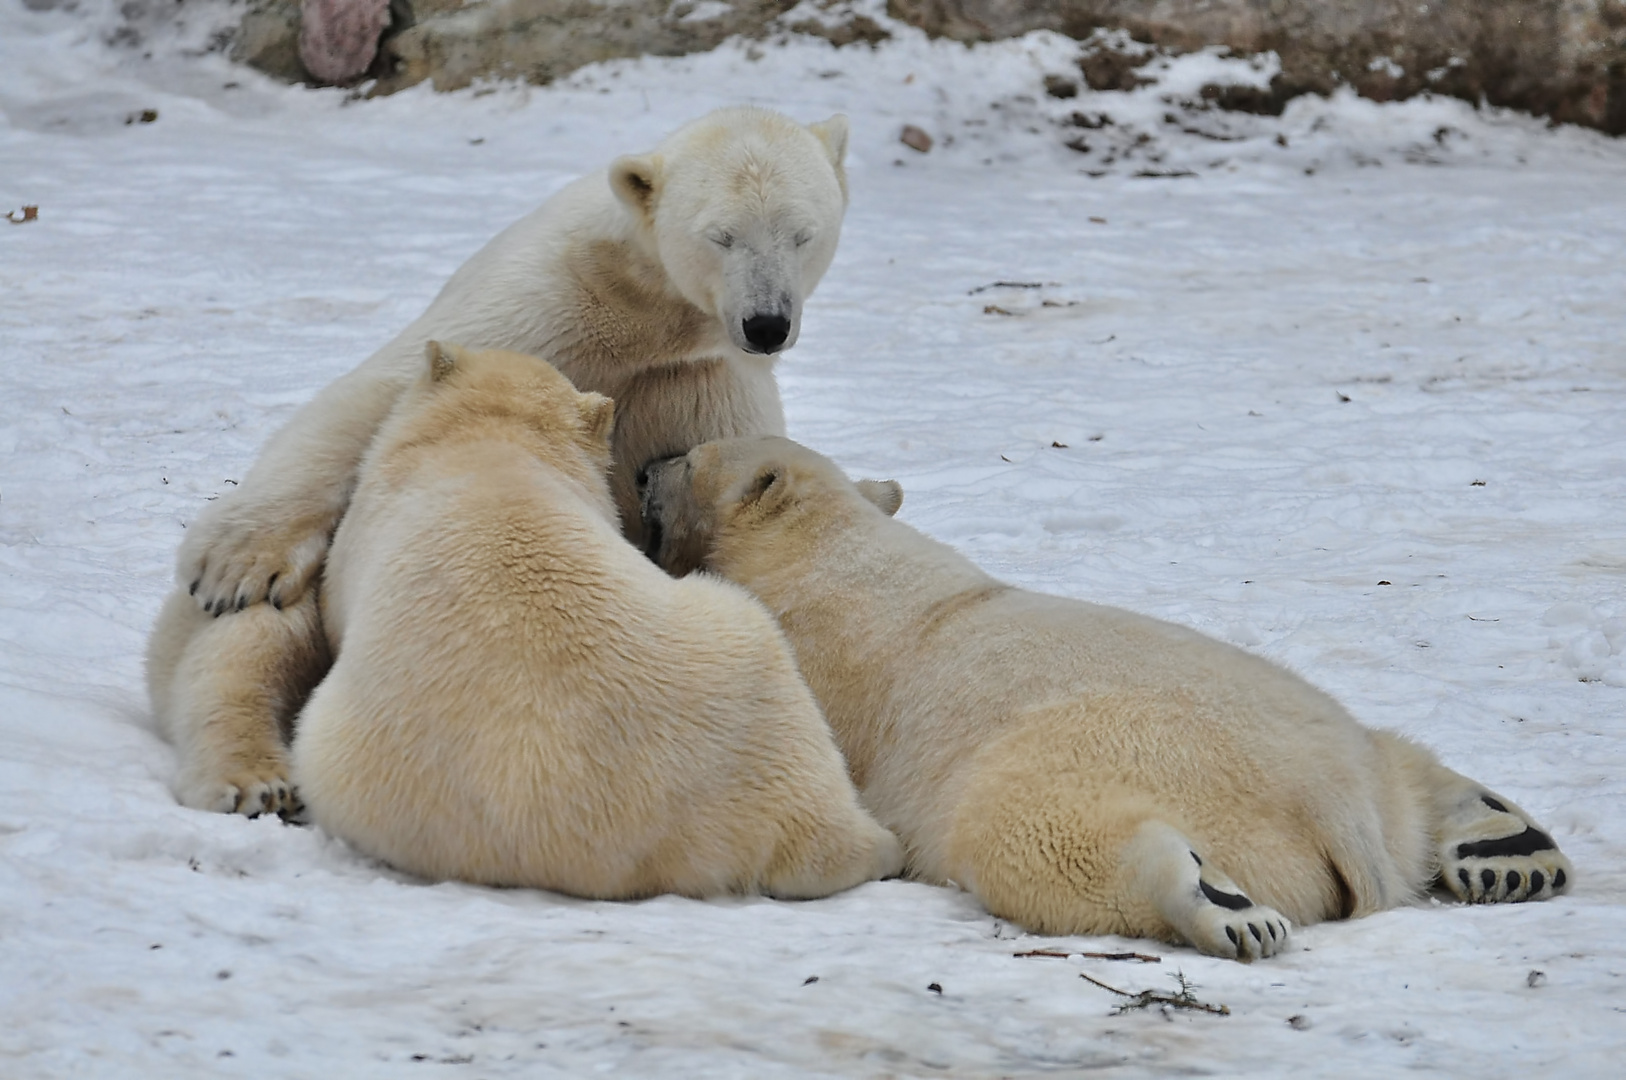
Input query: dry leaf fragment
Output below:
<box><xmin>900</xmin><ymin>125</ymin><xmax>933</xmax><ymax>153</ymax></box>
<box><xmin>983</xmin><ymin>304</ymin><xmax>1013</xmax><ymax>316</ymax></box>
<box><xmin>6</xmin><ymin>205</ymin><xmax>38</xmax><ymax>224</ymax></box>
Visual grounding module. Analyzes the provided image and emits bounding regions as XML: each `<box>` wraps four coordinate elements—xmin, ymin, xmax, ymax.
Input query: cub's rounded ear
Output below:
<box><xmin>609</xmin><ymin>154</ymin><xmax>663</xmax><ymax>220</ymax></box>
<box><xmin>738</xmin><ymin>465</ymin><xmax>791</xmax><ymax>516</ymax></box>
<box><xmin>578</xmin><ymin>392</ymin><xmax>616</xmax><ymax>446</ymax></box>
<box><xmin>426</xmin><ymin>340</ymin><xmax>458</xmax><ymax>382</ymax></box>
<box><xmin>855</xmin><ymin>478</ymin><xmax>903</xmax><ymax>517</ymax></box>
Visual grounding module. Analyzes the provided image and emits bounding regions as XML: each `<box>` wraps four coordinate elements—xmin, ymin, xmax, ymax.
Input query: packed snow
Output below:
<box><xmin>2</xmin><ymin>2</ymin><xmax>1624</xmax><ymax>1075</ymax></box>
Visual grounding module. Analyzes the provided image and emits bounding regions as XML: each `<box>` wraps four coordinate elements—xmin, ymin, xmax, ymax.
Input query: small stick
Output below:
<box><xmin>1014</xmin><ymin>949</ymin><xmax>1161</xmax><ymax>963</ymax></box>
<box><xmin>1079</xmin><ymin>971</ymin><xmax>1231</xmax><ymax>1016</ymax></box>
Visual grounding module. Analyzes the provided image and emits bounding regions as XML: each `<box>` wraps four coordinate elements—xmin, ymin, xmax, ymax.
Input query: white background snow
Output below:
<box><xmin>2</xmin><ymin>2</ymin><xmax>1624</xmax><ymax>1075</ymax></box>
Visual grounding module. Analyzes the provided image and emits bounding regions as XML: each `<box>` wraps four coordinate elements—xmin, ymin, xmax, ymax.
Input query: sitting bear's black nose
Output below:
<box><xmin>741</xmin><ymin>313</ymin><xmax>791</xmax><ymax>353</ymax></box>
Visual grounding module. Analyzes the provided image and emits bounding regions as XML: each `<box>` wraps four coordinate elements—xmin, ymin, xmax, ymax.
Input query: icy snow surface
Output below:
<box><xmin>2</xmin><ymin>3</ymin><xmax>1624</xmax><ymax>1076</ymax></box>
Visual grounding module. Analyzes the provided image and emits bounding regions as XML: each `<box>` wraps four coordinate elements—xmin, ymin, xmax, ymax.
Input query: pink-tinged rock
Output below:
<box><xmin>299</xmin><ymin>0</ymin><xmax>392</xmax><ymax>86</ymax></box>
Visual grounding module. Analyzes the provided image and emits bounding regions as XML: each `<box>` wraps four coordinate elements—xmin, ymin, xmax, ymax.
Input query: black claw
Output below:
<box><xmin>1553</xmin><ymin>868</ymin><xmax>1566</xmax><ymax>891</ymax></box>
<box><xmin>1506</xmin><ymin>870</ymin><xmax>1521</xmax><ymax>892</ymax></box>
<box><xmin>236</xmin><ymin>596</ymin><xmax>247</xmax><ymax>612</ymax></box>
<box><xmin>189</xmin><ymin>579</ymin><xmax>199</xmax><ymax>595</ymax></box>
<box><xmin>1529</xmin><ymin>870</ymin><xmax>1544</xmax><ymax>894</ymax></box>
<box><xmin>1249</xmin><ymin>923</ymin><xmax>1263</xmax><ymax>943</ymax></box>
<box><xmin>1190</xmin><ymin>851</ymin><xmax>1202</xmax><ymax>866</ymax></box>
<box><xmin>272</xmin><ymin>597</ymin><xmax>283</xmax><ymax>611</ymax></box>
<box><xmin>1457</xmin><ymin>868</ymin><xmax>1472</xmax><ymax>892</ymax></box>
<box><xmin>267</xmin><ymin>573</ymin><xmax>279</xmax><ymax>589</ymax></box>
<box><xmin>1225</xmin><ymin>925</ymin><xmax>1239</xmax><ymax>948</ymax></box>
<box><xmin>1481</xmin><ymin>869</ymin><xmax>1496</xmax><ymax>892</ymax></box>
<box><xmin>1481</xmin><ymin>794</ymin><xmax>1509</xmax><ymax>813</ymax></box>
<box><xmin>259</xmin><ymin>790</ymin><xmax>272</xmax><ymax>810</ymax></box>
<box><xmin>1267</xmin><ymin>922</ymin><xmax>1278</xmax><ymax>940</ymax></box>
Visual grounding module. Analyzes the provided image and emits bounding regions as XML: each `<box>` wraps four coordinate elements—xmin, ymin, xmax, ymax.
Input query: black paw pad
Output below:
<box><xmin>1529</xmin><ymin>870</ymin><xmax>1545</xmax><ymax>894</ymax></box>
<box><xmin>1225</xmin><ymin>925</ymin><xmax>1239</xmax><ymax>947</ymax></box>
<box><xmin>1249</xmin><ymin>923</ymin><xmax>1263</xmax><ymax>943</ymax></box>
<box><xmin>1201</xmin><ymin>879</ymin><xmax>1254</xmax><ymax>911</ymax></box>
<box><xmin>1457</xmin><ymin>867</ymin><xmax>1471</xmax><ymax>891</ymax></box>
<box><xmin>1455</xmin><ymin>826</ymin><xmax>1557</xmax><ymax>861</ymax></box>
<box><xmin>1481</xmin><ymin>868</ymin><xmax>1496</xmax><ymax>892</ymax></box>
<box><xmin>1480</xmin><ymin>794</ymin><xmax>1509</xmax><ymax>813</ymax></box>
<box><xmin>1553</xmin><ymin>868</ymin><xmax>1566</xmax><ymax>891</ymax></box>
<box><xmin>1506</xmin><ymin>870</ymin><xmax>1521</xmax><ymax>892</ymax></box>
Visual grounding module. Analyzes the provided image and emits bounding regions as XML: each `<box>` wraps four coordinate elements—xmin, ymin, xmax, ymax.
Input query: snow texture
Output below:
<box><xmin>2</xmin><ymin>2</ymin><xmax>1624</xmax><ymax>1075</ymax></box>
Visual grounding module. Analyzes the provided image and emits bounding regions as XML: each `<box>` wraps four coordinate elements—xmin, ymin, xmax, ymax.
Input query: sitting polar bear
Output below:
<box><xmin>640</xmin><ymin>436</ymin><xmax>1574</xmax><ymax>959</ymax></box>
<box><xmin>147</xmin><ymin>107</ymin><xmax>850</xmax><ymax>816</ymax></box>
<box><xmin>287</xmin><ymin>344</ymin><xmax>902</xmax><ymax>898</ymax></box>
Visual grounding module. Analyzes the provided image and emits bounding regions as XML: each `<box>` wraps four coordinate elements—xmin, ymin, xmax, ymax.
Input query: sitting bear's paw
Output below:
<box><xmin>179</xmin><ymin>768</ymin><xmax>302</xmax><ymax>820</ymax></box>
<box><xmin>178</xmin><ymin>501</ymin><xmax>333</xmax><ymax>614</ymax></box>
<box><xmin>1441</xmin><ymin>792</ymin><xmax>1572</xmax><ymax>904</ymax></box>
<box><xmin>1183</xmin><ymin>854</ymin><xmax>1292</xmax><ymax>962</ymax></box>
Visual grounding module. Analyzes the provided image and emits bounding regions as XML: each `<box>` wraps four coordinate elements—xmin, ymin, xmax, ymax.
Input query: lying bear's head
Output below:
<box><xmin>609</xmin><ymin>107</ymin><xmax>849</xmax><ymax>358</ymax></box>
<box><xmin>639</xmin><ymin>435</ymin><xmax>902</xmax><ymax>578</ymax></box>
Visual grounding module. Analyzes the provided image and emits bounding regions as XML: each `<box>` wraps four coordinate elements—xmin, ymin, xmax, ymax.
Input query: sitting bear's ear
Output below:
<box><xmin>578</xmin><ymin>392</ymin><xmax>616</xmax><ymax>446</ymax></box>
<box><xmin>426</xmin><ymin>340</ymin><xmax>457</xmax><ymax>382</ymax></box>
<box><xmin>807</xmin><ymin>114</ymin><xmax>849</xmax><ymax>199</ymax></box>
<box><xmin>855</xmin><ymin>479</ymin><xmax>903</xmax><ymax>517</ymax></box>
<box><xmin>610</xmin><ymin>154</ymin><xmax>663</xmax><ymax>221</ymax></box>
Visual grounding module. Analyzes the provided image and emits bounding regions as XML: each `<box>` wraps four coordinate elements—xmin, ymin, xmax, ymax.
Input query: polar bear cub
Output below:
<box><xmin>640</xmin><ymin>437</ymin><xmax>1573</xmax><ymax>958</ymax></box>
<box><xmin>289</xmin><ymin>346</ymin><xmax>901</xmax><ymax>899</ymax></box>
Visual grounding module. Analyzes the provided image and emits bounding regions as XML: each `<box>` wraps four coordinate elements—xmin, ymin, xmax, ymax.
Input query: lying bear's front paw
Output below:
<box><xmin>178</xmin><ymin>504</ymin><xmax>332</xmax><ymax>614</ymax></box>
<box><xmin>1442</xmin><ymin>793</ymin><xmax>1572</xmax><ymax>904</ymax></box>
<box><xmin>1185</xmin><ymin>868</ymin><xmax>1292</xmax><ymax>962</ymax></box>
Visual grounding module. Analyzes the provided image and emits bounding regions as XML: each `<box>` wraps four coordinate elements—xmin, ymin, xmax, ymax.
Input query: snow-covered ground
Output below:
<box><xmin>3</xmin><ymin>3</ymin><xmax>1624</xmax><ymax>1075</ymax></box>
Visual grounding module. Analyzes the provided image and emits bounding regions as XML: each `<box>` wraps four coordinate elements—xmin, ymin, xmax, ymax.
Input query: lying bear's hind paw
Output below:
<box><xmin>1440</xmin><ymin>792</ymin><xmax>1572</xmax><ymax>904</ymax></box>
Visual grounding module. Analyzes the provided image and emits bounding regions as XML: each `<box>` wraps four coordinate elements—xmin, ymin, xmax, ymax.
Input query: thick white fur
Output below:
<box><xmin>286</xmin><ymin>345</ymin><xmax>900</xmax><ymax>898</ymax></box>
<box><xmin>640</xmin><ymin>437</ymin><xmax>1574</xmax><ymax>959</ymax></box>
<box><xmin>148</xmin><ymin>107</ymin><xmax>848</xmax><ymax>813</ymax></box>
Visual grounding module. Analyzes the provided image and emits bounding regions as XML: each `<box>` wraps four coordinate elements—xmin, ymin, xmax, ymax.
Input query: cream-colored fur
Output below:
<box><xmin>148</xmin><ymin>107</ymin><xmax>849</xmax><ymax>813</ymax></box>
<box><xmin>640</xmin><ymin>436</ymin><xmax>1574</xmax><ymax>959</ymax></box>
<box><xmin>286</xmin><ymin>344</ymin><xmax>900</xmax><ymax>897</ymax></box>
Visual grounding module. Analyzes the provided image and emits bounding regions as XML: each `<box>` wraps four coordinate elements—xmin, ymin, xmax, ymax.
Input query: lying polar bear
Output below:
<box><xmin>148</xmin><ymin>107</ymin><xmax>850</xmax><ymax>816</ymax></box>
<box><xmin>288</xmin><ymin>345</ymin><xmax>902</xmax><ymax>898</ymax></box>
<box><xmin>640</xmin><ymin>436</ymin><xmax>1574</xmax><ymax>959</ymax></box>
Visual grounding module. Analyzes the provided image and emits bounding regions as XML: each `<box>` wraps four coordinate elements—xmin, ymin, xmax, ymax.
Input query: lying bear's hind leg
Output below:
<box><xmin>1430</xmin><ymin>765</ymin><xmax>1572</xmax><ymax>904</ymax></box>
<box><xmin>1121</xmin><ymin>821</ymin><xmax>1293</xmax><ymax>962</ymax></box>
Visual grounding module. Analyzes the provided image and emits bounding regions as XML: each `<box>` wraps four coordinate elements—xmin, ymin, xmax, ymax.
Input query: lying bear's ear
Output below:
<box><xmin>426</xmin><ymin>340</ymin><xmax>457</xmax><ymax>382</ymax></box>
<box><xmin>855</xmin><ymin>479</ymin><xmax>903</xmax><ymax>517</ymax></box>
<box><xmin>578</xmin><ymin>392</ymin><xmax>616</xmax><ymax>446</ymax></box>
<box><xmin>609</xmin><ymin>154</ymin><xmax>663</xmax><ymax>221</ymax></box>
<box><xmin>738</xmin><ymin>465</ymin><xmax>791</xmax><ymax>517</ymax></box>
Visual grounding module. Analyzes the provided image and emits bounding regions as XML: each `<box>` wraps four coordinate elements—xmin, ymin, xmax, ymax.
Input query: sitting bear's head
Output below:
<box><xmin>410</xmin><ymin>341</ymin><xmax>617</xmax><ymax>506</ymax></box>
<box><xmin>639</xmin><ymin>435</ymin><xmax>902</xmax><ymax>578</ymax></box>
<box><xmin>609</xmin><ymin>107</ymin><xmax>850</xmax><ymax>359</ymax></box>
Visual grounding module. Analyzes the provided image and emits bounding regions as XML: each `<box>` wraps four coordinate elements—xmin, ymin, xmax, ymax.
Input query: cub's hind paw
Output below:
<box><xmin>1441</xmin><ymin>792</ymin><xmax>1572</xmax><ymax>904</ymax></box>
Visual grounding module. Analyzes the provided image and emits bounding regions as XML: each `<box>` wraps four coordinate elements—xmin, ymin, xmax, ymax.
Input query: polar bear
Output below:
<box><xmin>640</xmin><ymin>436</ymin><xmax>1574</xmax><ymax>959</ymax></box>
<box><xmin>289</xmin><ymin>343</ymin><xmax>899</xmax><ymax>897</ymax></box>
<box><xmin>147</xmin><ymin>107</ymin><xmax>849</xmax><ymax>815</ymax></box>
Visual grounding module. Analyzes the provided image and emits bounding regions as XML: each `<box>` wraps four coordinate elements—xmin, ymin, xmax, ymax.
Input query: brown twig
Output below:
<box><xmin>1014</xmin><ymin>948</ymin><xmax>1161</xmax><ymax>963</ymax></box>
<box><xmin>1079</xmin><ymin>970</ymin><xmax>1230</xmax><ymax>1016</ymax></box>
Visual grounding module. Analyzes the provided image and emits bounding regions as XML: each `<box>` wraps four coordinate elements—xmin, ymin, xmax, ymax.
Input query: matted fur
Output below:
<box><xmin>641</xmin><ymin>436</ymin><xmax>1574</xmax><ymax>959</ymax></box>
